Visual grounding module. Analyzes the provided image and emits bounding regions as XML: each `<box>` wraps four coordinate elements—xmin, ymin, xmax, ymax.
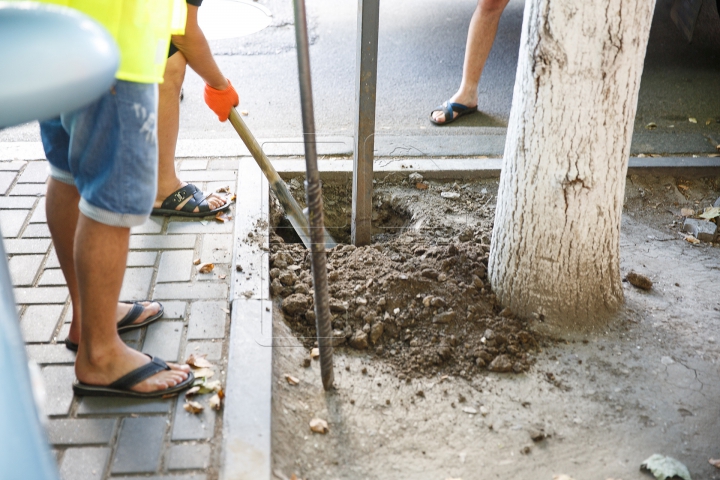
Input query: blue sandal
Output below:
<box><xmin>152</xmin><ymin>184</ymin><xmax>230</xmax><ymax>217</ymax></box>
<box><xmin>430</xmin><ymin>101</ymin><xmax>478</xmax><ymax>125</ymax></box>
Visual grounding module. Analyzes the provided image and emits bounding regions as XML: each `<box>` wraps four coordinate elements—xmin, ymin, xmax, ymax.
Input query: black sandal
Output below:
<box><xmin>152</xmin><ymin>184</ymin><xmax>230</xmax><ymax>217</ymax></box>
<box><xmin>72</xmin><ymin>355</ymin><xmax>194</xmax><ymax>398</ymax></box>
<box><xmin>64</xmin><ymin>300</ymin><xmax>164</xmax><ymax>351</ymax></box>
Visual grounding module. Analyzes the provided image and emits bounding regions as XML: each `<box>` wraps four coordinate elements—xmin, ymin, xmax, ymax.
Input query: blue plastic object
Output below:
<box><xmin>0</xmin><ymin>4</ymin><xmax>120</xmax><ymax>479</ymax></box>
<box><xmin>0</xmin><ymin>2</ymin><xmax>119</xmax><ymax>127</ymax></box>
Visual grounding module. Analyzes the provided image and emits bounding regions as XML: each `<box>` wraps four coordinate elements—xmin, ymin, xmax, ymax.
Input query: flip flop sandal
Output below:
<box><xmin>72</xmin><ymin>355</ymin><xmax>195</xmax><ymax>398</ymax></box>
<box><xmin>152</xmin><ymin>184</ymin><xmax>230</xmax><ymax>217</ymax></box>
<box><xmin>429</xmin><ymin>101</ymin><xmax>478</xmax><ymax>125</ymax></box>
<box><xmin>64</xmin><ymin>300</ymin><xmax>164</xmax><ymax>351</ymax></box>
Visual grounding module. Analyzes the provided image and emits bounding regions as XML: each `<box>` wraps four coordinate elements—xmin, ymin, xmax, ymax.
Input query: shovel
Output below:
<box><xmin>227</xmin><ymin>107</ymin><xmax>336</xmax><ymax>249</ymax></box>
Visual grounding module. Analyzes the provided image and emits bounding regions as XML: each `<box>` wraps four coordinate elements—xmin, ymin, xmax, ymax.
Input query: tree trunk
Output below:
<box><xmin>488</xmin><ymin>0</ymin><xmax>656</xmax><ymax>327</ymax></box>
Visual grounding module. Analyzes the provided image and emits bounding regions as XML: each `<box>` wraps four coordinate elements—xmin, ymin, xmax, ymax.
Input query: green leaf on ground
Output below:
<box><xmin>641</xmin><ymin>454</ymin><xmax>692</xmax><ymax>480</ymax></box>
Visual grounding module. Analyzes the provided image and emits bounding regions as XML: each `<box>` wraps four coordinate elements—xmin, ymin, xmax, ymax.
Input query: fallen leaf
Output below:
<box><xmin>689</xmin><ymin>117</ymin><xmax>697</xmax><ymax>123</ymax></box>
<box><xmin>284</xmin><ymin>374</ymin><xmax>300</xmax><ymax>385</ymax></box>
<box><xmin>641</xmin><ymin>454</ymin><xmax>691</xmax><ymax>480</ymax></box>
<box><xmin>183</xmin><ymin>401</ymin><xmax>204</xmax><ymax>414</ymax></box>
<box><xmin>645</xmin><ymin>122</ymin><xmax>657</xmax><ymax>130</ymax></box>
<box><xmin>199</xmin><ymin>380</ymin><xmax>222</xmax><ymax>394</ymax></box>
<box><xmin>215</xmin><ymin>212</ymin><xmax>230</xmax><ymax>223</ymax></box>
<box><xmin>209</xmin><ymin>393</ymin><xmax>223</xmax><ymax>410</ymax></box>
<box><xmin>198</xmin><ymin>263</ymin><xmax>215</xmax><ymax>273</ymax></box>
<box><xmin>416</xmin><ymin>182</ymin><xmax>429</xmax><ymax>190</ymax></box>
<box><xmin>677</xmin><ymin>184</ymin><xmax>689</xmax><ymax>192</ymax></box>
<box><xmin>193</xmin><ymin>258</ymin><xmax>201</xmax><ymax>265</ymax></box>
<box><xmin>186</xmin><ymin>354</ymin><xmax>214</xmax><ymax>369</ymax></box>
<box><xmin>685</xmin><ymin>235</ymin><xmax>701</xmax><ymax>244</ymax></box>
<box><xmin>680</xmin><ymin>208</ymin><xmax>695</xmax><ymax>217</ymax></box>
<box><xmin>216</xmin><ymin>186</ymin><xmax>231</xmax><ymax>193</ymax></box>
<box><xmin>310</xmin><ymin>348</ymin><xmax>320</xmax><ymax>359</ymax></box>
<box><xmin>219</xmin><ymin>274</ymin><xmax>227</xmax><ymax>280</ymax></box>
<box><xmin>709</xmin><ymin>458</ymin><xmax>720</xmax><ymax>468</ymax></box>
<box><xmin>192</xmin><ymin>368</ymin><xmax>215</xmax><ymax>379</ymax></box>
<box><xmin>241</xmin><ymin>110</ymin><xmax>249</xmax><ymax>116</ymax></box>
<box><xmin>707</xmin><ymin>118</ymin><xmax>714</xmax><ymax>126</ymax></box>
<box><xmin>309</xmin><ymin>418</ymin><xmax>329</xmax><ymax>434</ymax></box>
<box><xmin>699</xmin><ymin>207</ymin><xmax>720</xmax><ymax>220</ymax></box>
<box><xmin>185</xmin><ymin>386</ymin><xmax>201</xmax><ymax>397</ymax></box>
<box><xmin>230</xmin><ymin>194</ymin><xmax>237</xmax><ymax>202</ymax></box>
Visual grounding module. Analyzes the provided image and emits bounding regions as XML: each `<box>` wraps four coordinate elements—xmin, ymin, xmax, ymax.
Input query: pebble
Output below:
<box><xmin>281</xmin><ymin>293</ymin><xmax>310</xmax><ymax>315</ymax></box>
<box><xmin>441</xmin><ymin>191</ymin><xmax>461</xmax><ymax>199</ymax></box>
<box><xmin>479</xmin><ymin>406</ymin><xmax>489</xmax><ymax>416</ymax></box>
<box><xmin>626</xmin><ymin>271</ymin><xmax>653</xmax><ymax>290</ymax></box>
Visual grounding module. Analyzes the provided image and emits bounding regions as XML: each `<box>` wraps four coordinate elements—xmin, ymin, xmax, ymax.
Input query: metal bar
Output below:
<box><xmin>293</xmin><ymin>0</ymin><xmax>335</xmax><ymax>391</ymax></box>
<box><xmin>352</xmin><ymin>0</ymin><xmax>380</xmax><ymax>246</ymax></box>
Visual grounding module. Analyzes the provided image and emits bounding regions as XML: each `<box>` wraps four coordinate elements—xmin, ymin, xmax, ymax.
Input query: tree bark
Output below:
<box><xmin>488</xmin><ymin>0</ymin><xmax>656</xmax><ymax>327</ymax></box>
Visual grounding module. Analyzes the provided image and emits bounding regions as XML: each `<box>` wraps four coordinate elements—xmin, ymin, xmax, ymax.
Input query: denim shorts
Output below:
<box><xmin>39</xmin><ymin>80</ymin><xmax>158</xmax><ymax>228</ymax></box>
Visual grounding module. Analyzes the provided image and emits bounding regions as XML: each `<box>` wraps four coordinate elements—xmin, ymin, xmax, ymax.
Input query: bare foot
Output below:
<box><xmin>76</xmin><ymin>342</ymin><xmax>190</xmax><ymax>393</ymax></box>
<box><xmin>431</xmin><ymin>92</ymin><xmax>478</xmax><ymax>124</ymax></box>
<box><xmin>154</xmin><ymin>181</ymin><xmax>227</xmax><ymax>213</ymax></box>
<box><xmin>66</xmin><ymin>301</ymin><xmax>162</xmax><ymax>345</ymax></box>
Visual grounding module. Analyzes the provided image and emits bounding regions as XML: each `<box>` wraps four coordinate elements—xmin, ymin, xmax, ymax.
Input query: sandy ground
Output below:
<box><xmin>270</xmin><ymin>173</ymin><xmax>720</xmax><ymax>480</ymax></box>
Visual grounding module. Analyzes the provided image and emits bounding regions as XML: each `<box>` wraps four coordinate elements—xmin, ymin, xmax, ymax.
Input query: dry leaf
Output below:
<box><xmin>186</xmin><ymin>354</ymin><xmax>214</xmax><ymax>369</ymax></box>
<box><xmin>209</xmin><ymin>393</ymin><xmax>223</xmax><ymax>410</ymax></box>
<box><xmin>685</xmin><ymin>235</ymin><xmax>701</xmax><ymax>244</ymax></box>
<box><xmin>219</xmin><ymin>274</ymin><xmax>227</xmax><ymax>280</ymax></box>
<box><xmin>230</xmin><ymin>194</ymin><xmax>237</xmax><ymax>202</ymax></box>
<box><xmin>416</xmin><ymin>182</ymin><xmax>429</xmax><ymax>190</ymax></box>
<box><xmin>707</xmin><ymin>118</ymin><xmax>714</xmax><ymax>126</ymax></box>
<box><xmin>241</xmin><ymin>110</ymin><xmax>249</xmax><ymax>116</ymax></box>
<box><xmin>198</xmin><ymin>263</ymin><xmax>215</xmax><ymax>273</ymax></box>
<box><xmin>216</xmin><ymin>186</ymin><xmax>230</xmax><ymax>193</ymax></box>
<box><xmin>284</xmin><ymin>374</ymin><xmax>300</xmax><ymax>385</ymax></box>
<box><xmin>689</xmin><ymin>117</ymin><xmax>697</xmax><ymax>123</ymax></box>
<box><xmin>193</xmin><ymin>258</ymin><xmax>201</xmax><ymax>265</ymax></box>
<box><xmin>680</xmin><ymin>208</ymin><xmax>694</xmax><ymax>217</ymax></box>
<box><xmin>192</xmin><ymin>368</ymin><xmax>215</xmax><ymax>379</ymax></box>
<box><xmin>310</xmin><ymin>348</ymin><xmax>320</xmax><ymax>359</ymax></box>
<box><xmin>185</xmin><ymin>386</ymin><xmax>201</xmax><ymax>397</ymax></box>
<box><xmin>309</xmin><ymin>418</ymin><xmax>329</xmax><ymax>434</ymax></box>
<box><xmin>184</xmin><ymin>401</ymin><xmax>204</xmax><ymax>414</ymax></box>
<box><xmin>676</xmin><ymin>184</ymin><xmax>689</xmax><ymax>192</ymax></box>
<box><xmin>710</xmin><ymin>458</ymin><xmax>720</xmax><ymax>468</ymax></box>
<box><xmin>200</xmin><ymin>380</ymin><xmax>222</xmax><ymax>394</ymax></box>
<box><xmin>215</xmin><ymin>212</ymin><xmax>229</xmax><ymax>223</ymax></box>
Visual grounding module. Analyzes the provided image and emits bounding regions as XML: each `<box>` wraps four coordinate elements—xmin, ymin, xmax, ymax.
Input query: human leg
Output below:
<box><xmin>431</xmin><ymin>0</ymin><xmax>510</xmax><ymax>124</ymax></box>
<box><xmin>154</xmin><ymin>51</ymin><xmax>227</xmax><ymax>214</ymax></box>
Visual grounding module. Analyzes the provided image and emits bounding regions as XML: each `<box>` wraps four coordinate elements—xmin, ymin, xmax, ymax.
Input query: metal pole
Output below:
<box><xmin>293</xmin><ymin>0</ymin><xmax>334</xmax><ymax>390</ymax></box>
<box><xmin>352</xmin><ymin>0</ymin><xmax>380</xmax><ymax>246</ymax></box>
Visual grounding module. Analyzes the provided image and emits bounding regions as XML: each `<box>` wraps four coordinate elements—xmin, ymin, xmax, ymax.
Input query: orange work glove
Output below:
<box><xmin>203</xmin><ymin>79</ymin><xmax>239</xmax><ymax>122</ymax></box>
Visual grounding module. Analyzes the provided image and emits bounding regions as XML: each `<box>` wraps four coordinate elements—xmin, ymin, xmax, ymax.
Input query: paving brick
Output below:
<box><xmin>0</xmin><ymin>170</ymin><xmax>15</xmax><ymax>194</ymax></box>
<box><xmin>114</xmin><ymin>476</ymin><xmax>206</xmax><ymax>480</ymax></box>
<box><xmin>172</xmin><ymin>395</ymin><xmax>216</xmax><ymax>441</ymax></box>
<box><xmin>129</xmin><ymin>234</ymin><xmax>196</xmax><ymax>250</ymax></box>
<box><xmin>22</xmin><ymin>223</ymin><xmax>51</xmax><ymax>238</ymax></box>
<box><xmin>59</xmin><ymin>447</ymin><xmax>111</xmax><ymax>480</ymax></box>
<box><xmin>131</xmin><ymin>217</ymin><xmax>163</xmax><ymax>234</ymax></box>
<box><xmin>127</xmin><ymin>250</ymin><xmax>157</xmax><ymax>267</ymax></box>
<box><xmin>14</xmin><ymin>286</ymin><xmax>68</xmax><ymax>304</ymax></box>
<box><xmin>47</xmin><ymin>418</ymin><xmax>116</xmax><ymax>445</ymax></box>
<box><xmin>38</xmin><ymin>268</ymin><xmax>67</xmax><ymax>286</ymax></box>
<box><xmin>42</xmin><ymin>365</ymin><xmax>75</xmax><ymax>416</ymax></box>
<box><xmin>25</xmin><ymin>343</ymin><xmax>75</xmax><ymax>364</ymax></box>
<box><xmin>2</xmin><ymin>237</ymin><xmax>51</xmax><ymax>254</ymax></box>
<box><xmin>21</xmin><ymin>304</ymin><xmax>64</xmax><ymax>342</ymax></box>
<box><xmin>111</xmin><ymin>416</ymin><xmax>167</xmax><ymax>474</ymax></box>
<box><xmin>167</xmin><ymin>443</ymin><xmax>211</xmax><ymax>470</ymax></box>
<box><xmin>0</xmin><ymin>160</ymin><xmax>26</xmax><ymax>171</ymax></box>
<box><xmin>200</xmin><ymin>234</ymin><xmax>233</xmax><ymax>263</ymax></box>
<box><xmin>8</xmin><ymin>254</ymin><xmax>44</xmax><ymax>286</ymax></box>
<box><xmin>78</xmin><ymin>397</ymin><xmax>172</xmax><ymax>415</ymax></box>
<box><xmin>176</xmin><ymin>169</ymin><xmax>236</xmax><ymax>182</ymax></box>
<box><xmin>10</xmin><ymin>182</ymin><xmax>45</xmax><ymax>196</ymax></box>
<box><xmin>57</xmin><ymin>322</ymin><xmax>70</xmax><ymax>341</ymax></box>
<box><xmin>167</xmin><ymin>219</ymin><xmax>234</xmax><ymax>235</ymax></box>
<box><xmin>29</xmin><ymin>200</ymin><xmax>46</xmax><ymax>223</ymax></box>
<box><xmin>119</xmin><ymin>267</ymin><xmax>154</xmax><ymax>301</ymax></box>
<box><xmin>187</xmin><ymin>301</ymin><xmax>228</xmax><ymax>340</ymax></box>
<box><xmin>208</xmin><ymin>159</ymin><xmax>240</xmax><ymax>170</ymax></box>
<box><xmin>157</xmin><ymin>250</ymin><xmax>195</xmax><ymax>283</ymax></box>
<box><xmin>18</xmin><ymin>161</ymin><xmax>48</xmax><ymax>183</ymax></box>
<box><xmin>184</xmin><ymin>340</ymin><xmax>223</xmax><ymax>361</ymax></box>
<box><xmin>179</xmin><ymin>159</ymin><xmax>208</xmax><ymax>170</ymax></box>
<box><xmin>0</xmin><ymin>196</ymin><xmax>36</xmax><ymax>209</ymax></box>
<box><xmin>0</xmin><ymin>209</ymin><xmax>29</xmax><ymax>237</ymax></box>
<box><xmin>142</xmin><ymin>321</ymin><xmax>184</xmax><ymax>362</ymax></box>
<box><xmin>46</xmin><ymin>247</ymin><xmax>60</xmax><ymax>267</ymax></box>
<box><xmin>161</xmin><ymin>301</ymin><xmax>186</xmax><ymax>319</ymax></box>
<box><xmin>154</xmin><ymin>282</ymin><xmax>228</xmax><ymax>300</ymax></box>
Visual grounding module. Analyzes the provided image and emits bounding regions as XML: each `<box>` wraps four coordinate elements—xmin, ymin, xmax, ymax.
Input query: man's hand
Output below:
<box><xmin>204</xmin><ymin>79</ymin><xmax>239</xmax><ymax>122</ymax></box>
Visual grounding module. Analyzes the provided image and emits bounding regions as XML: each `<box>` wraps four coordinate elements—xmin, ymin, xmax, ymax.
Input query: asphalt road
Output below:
<box><xmin>3</xmin><ymin>0</ymin><xmax>720</xmax><ymax>154</ymax></box>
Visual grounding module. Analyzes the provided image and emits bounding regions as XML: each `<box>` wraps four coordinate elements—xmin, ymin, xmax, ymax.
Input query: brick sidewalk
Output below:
<box><xmin>1</xmin><ymin>157</ymin><xmax>238</xmax><ymax>480</ymax></box>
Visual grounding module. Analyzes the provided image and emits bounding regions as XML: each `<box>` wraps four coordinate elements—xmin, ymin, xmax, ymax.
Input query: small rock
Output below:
<box><xmin>441</xmin><ymin>191</ymin><xmax>461</xmax><ymax>199</ymax></box>
<box><xmin>487</xmin><ymin>354</ymin><xmax>513</xmax><ymax>373</ymax></box>
<box><xmin>498</xmin><ymin>307</ymin><xmax>513</xmax><ymax>318</ymax></box>
<box><xmin>282</xmin><ymin>293</ymin><xmax>311</xmax><ymax>316</ymax></box>
<box><xmin>270</xmin><ymin>279</ymin><xmax>284</xmax><ymax>296</ymax></box>
<box><xmin>430</xmin><ymin>297</ymin><xmax>447</xmax><ymax>308</ymax></box>
<box><xmin>302</xmin><ymin>358</ymin><xmax>311</xmax><ymax>368</ymax></box>
<box><xmin>331</xmin><ymin>330</ymin><xmax>346</xmax><ymax>347</ymax></box>
<box><xmin>520</xmin><ymin>445</ymin><xmax>531</xmax><ymax>455</ymax></box>
<box><xmin>370</xmin><ymin>322</ymin><xmax>384</xmax><ymax>344</ymax></box>
<box><xmin>626</xmin><ymin>271</ymin><xmax>653</xmax><ymax>290</ymax></box>
<box><xmin>329</xmin><ymin>299</ymin><xmax>348</xmax><ymax>313</ymax></box>
<box><xmin>437</xmin><ymin>273</ymin><xmax>447</xmax><ymax>282</ymax></box>
<box><xmin>529</xmin><ymin>428</ymin><xmax>545</xmax><ymax>442</ymax></box>
<box><xmin>355</xmin><ymin>297</ymin><xmax>368</xmax><ymax>305</ymax></box>
<box><xmin>432</xmin><ymin>311</ymin><xmax>456</xmax><ymax>324</ymax></box>
<box><xmin>349</xmin><ymin>330</ymin><xmax>369</xmax><ymax>350</ymax></box>
<box><xmin>421</xmin><ymin>268</ymin><xmax>439</xmax><ymax>280</ymax></box>
<box><xmin>408</xmin><ymin>172</ymin><xmax>424</xmax><ymax>183</ymax></box>
<box><xmin>278</xmin><ymin>270</ymin><xmax>297</xmax><ymax>286</ymax></box>
<box><xmin>462</xmin><ymin>407</ymin><xmax>477</xmax><ymax>414</ymax></box>
<box><xmin>305</xmin><ymin>309</ymin><xmax>316</xmax><ymax>322</ymax></box>
<box><xmin>479</xmin><ymin>406</ymin><xmax>489</xmax><ymax>416</ymax></box>
<box><xmin>309</xmin><ymin>418</ymin><xmax>329</xmax><ymax>434</ymax></box>
<box><xmin>459</xmin><ymin>228</ymin><xmax>473</xmax><ymax>242</ymax></box>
